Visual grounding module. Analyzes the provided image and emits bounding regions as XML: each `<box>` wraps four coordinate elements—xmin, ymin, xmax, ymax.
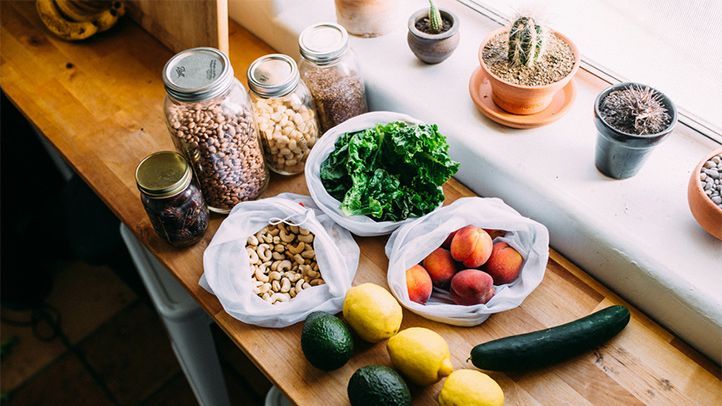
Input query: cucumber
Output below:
<box><xmin>470</xmin><ymin>305</ymin><xmax>630</xmax><ymax>371</ymax></box>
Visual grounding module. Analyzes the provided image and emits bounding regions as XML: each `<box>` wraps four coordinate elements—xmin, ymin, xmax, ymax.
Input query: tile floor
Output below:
<box><xmin>0</xmin><ymin>258</ymin><xmax>271</xmax><ymax>405</ymax></box>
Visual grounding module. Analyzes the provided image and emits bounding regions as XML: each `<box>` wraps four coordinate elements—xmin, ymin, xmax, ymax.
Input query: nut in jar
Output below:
<box><xmin>246</xmin><ymin>223</ymin><xmax>324</xmax><ymax>304</ymax></box>
<box><xmin>248</xmin><ymin>54</ymin><xmax>320</xmax><ymax>175</ymax></box>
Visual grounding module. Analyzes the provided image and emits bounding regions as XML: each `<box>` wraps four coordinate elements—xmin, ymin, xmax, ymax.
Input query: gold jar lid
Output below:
<box><xmin>135</xmin><ymin>151</ymin><xmax>192</xmax><ymax>198</ymax></box>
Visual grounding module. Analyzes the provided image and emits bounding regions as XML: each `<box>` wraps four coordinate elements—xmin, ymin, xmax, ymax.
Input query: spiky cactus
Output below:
<box><xmin>507</xmin><ymin>16</ymin><xmax>546</xmax><ymax>67</ymax></box>
<box><xmin>601</xmin><ymin>85</ymin><xmax>671</xmax><ymax>135</ymax></box>
<box><xmin>428</xmin><ymin>0</ymin><xmax>443</xmax><ymax>34</ymax></box>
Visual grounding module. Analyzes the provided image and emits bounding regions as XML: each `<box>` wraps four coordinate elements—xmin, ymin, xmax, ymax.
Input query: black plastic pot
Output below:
<box><xmin>593</xmin><ymin>82</ymin><xmax>678</xmax><ymax>179</ymax></box>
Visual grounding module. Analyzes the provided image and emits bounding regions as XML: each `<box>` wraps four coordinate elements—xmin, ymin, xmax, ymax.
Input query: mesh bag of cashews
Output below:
<box><xmin>385</xmin><ymin>197</ymin><xmax>550</xmax><ymax>326</ymax></box>
<box><xmin>201</xmin><ymin>193</ymin><xmax>360</xmax><ymax>327</ymax></box>
<box><xmin>305</xmin><ymin>111</ymin><xmax>428</xmax><ymax>237</ymax></box>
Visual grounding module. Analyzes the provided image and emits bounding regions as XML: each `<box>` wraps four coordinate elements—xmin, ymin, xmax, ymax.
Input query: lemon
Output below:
<box><xmin>439</xmin><ymin>369</ymin><xmax>504</xmax><ymax>406</ymax></box>
<box><xmin>386</xmin><ymin>327</ymin><xmax>454</xmax><ymax>386</ymax></box>
<box><xmin>343</xmin><ymin>283</ymin><xmax>403</xmax><ymax>343</ymax></box>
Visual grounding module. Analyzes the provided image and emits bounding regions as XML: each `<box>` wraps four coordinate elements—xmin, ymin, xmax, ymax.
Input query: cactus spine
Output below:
<box><xmin>507</xmin><ymin>16</ymin><xmax>546</xmax><ymax>67</ymax></box>
<box><xmin>428</xmin><ymin>0</ymin><xmax>443</xmax><ymax>34</ymax></box>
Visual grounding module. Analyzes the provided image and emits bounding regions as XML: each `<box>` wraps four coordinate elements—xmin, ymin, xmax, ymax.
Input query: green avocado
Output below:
<box><xmin>301</xmin><ymin>312</ymin><xmax>353</xmax><ymax>371</ymax></box>
<box><xmin>347</xmin><ymin>365</ymin><xmax>412</xmax><ymax>406</ymax></box>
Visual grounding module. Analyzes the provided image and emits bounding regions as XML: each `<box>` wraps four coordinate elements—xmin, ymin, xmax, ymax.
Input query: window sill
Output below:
<box><xmin>230</xmin><ymin>0</ymin><xmax>722</xmax><ymax>362</ymax></box>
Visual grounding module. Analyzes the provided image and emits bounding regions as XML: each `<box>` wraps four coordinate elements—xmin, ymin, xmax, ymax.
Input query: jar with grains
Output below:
<box><xmin>335</xmin><ymin>0</ymin><xmax>401</xmax><ymax>38</ymax></box>
<box><xmin>163</xmin><ymin>47</ymin><xmax>268</xmax><ymax>214</ymax></box>
<box><xmin>135</xmin><ymin>151</ymin><xmax>209</xmax><ymax>248</ymax></box>
<box><xmin>299</xmin><ymin>23</ymin><xmax>368</xmax><ymax>132</ymax></box>
<box><xmin>247</xmin><ymin>54</ymin><xmax>320</xmax><ymax>175</ymax></box>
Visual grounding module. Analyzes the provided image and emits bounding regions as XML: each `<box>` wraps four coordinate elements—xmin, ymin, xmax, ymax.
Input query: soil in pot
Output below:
<box><xmin>482</xmin><ymin>32</ymin><xmax>575</xmax><ymax>86</ymax></box>
<box><xmin>599</xmin><ymin>86</ymin><xmax>672</xmax><ymax>135</ymax></box>
<box><xmin>699</xmin><ymin>154</ymin><xmax>722</xmax><ymax>207</ymax></box>
<box><xmin>415</xmin><ymin>16</ymin><xmax>452</xmax><ymax>34</ymax></box>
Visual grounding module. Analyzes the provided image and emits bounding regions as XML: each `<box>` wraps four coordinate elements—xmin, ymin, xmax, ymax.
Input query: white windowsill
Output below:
<box><xmin>229</xmin><ymin>0</ymin><xmax>722</xmax><ymax>362</ymax></box>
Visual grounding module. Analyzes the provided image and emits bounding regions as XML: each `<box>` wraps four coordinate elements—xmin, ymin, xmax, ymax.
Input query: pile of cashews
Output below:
<box><xmin>246</xmin><ymin>223</ymin><xmax>324</xmax><ymax>304</ymax></box>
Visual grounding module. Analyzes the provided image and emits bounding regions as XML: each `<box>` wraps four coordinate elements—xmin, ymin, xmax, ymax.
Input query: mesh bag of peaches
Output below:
<box><xmin>385</xmin><ymin>197</ymin><xmax>549</xmax><ymax>326</ymax></box>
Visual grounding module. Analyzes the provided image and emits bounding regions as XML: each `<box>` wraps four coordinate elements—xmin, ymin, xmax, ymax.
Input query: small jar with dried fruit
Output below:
<box><xmin>135</xmin><ymin>151</ymin><xmax>209</xmax><ymax>248</ymax></box>
<box><xmin>247</xmin><ymin>54</ymin><xmax>320</xmax><ymax>175</ymax></box>
<box><xmin>163</xmin><ymin>47</ymin><xmax>269</xmax><ymax>214</ymax></box>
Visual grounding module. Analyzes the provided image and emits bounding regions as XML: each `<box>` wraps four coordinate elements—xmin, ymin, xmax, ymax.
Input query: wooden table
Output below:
<box><xmin>2</xmin><ymin>2</ymin><xmax>720</xmax><ymax>404</ymax></box>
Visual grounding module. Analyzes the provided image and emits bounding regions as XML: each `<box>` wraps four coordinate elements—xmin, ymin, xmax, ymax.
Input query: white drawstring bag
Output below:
<box><xmin>305</xmin><ymin>111</ymin><xmax>428</xmax><ymax>237</ymax></box>
<box><xmin>386</xmin><ymin>197</ymin><xmax>549</xmax><ymax>326</ymax></box>
<box><xmin>200</xmin><ymin>193</ymin><xmax>360</xmax><ymax>328</ymax></box>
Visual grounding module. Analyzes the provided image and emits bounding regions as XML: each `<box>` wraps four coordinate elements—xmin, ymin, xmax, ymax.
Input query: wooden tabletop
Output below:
<box><xmin>2</xmin><ymin>2</ymin><xmax>720</xmax><ymax>404</ymax></box>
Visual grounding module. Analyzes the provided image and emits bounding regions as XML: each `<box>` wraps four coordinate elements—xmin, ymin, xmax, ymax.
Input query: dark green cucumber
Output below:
<box><xmin>470</xmin><ymin>305</ymin><xmax>630</xmax><ymax>371</ymax></box>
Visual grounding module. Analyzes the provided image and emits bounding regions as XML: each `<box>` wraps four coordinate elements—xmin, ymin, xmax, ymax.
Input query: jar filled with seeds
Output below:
<box><xmin>247</xmin><ymin>54</ymin><xmax>320</xmax><ymax>175</ymax></box>
<box><xmin>135</xmin><ymin>151</ymin><xmax>209</xmax><ymax>248</ymax></box>
<box><xmin>299</xmin><ymin>23</ymin><xmax>368</xmax><ymax>132</ymax></box>
<box><xmin>163</xmin><ymin>47</ymin><xmax>268</xmax><ymax>213</ymax></box>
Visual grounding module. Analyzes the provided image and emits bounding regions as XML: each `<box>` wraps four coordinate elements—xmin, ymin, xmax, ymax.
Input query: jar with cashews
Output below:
<box><xmin>247</xmin><ymin>54</ymin><xmax>320</xmax><ymax>175</ymax></box>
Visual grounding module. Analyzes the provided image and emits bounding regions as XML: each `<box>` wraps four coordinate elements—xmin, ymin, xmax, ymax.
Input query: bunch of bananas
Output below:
<box><xmin>36</xmin><ymin>0</ymin><xmax>125</xmax><ymax>41</ymax></box>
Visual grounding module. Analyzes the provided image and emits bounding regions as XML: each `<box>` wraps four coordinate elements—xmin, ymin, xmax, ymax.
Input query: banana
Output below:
<box><xmin>54</xmin><ymin>0</ymin><xmax>125</xmax><ymax>33</ymax></box>
<box><xmin>36</xmin><ymin>0</ymin><xmax>98</xmax><ymax>41</ymax></box>
<box><xmin>54</xmin><ymin>0</ymin><xmax>95</xmax><ymax>22</ymax></box>
<box><xmin>91</xmin><ymin>5</ymin><xmax>122</xmax><ymax>32</ymax></box>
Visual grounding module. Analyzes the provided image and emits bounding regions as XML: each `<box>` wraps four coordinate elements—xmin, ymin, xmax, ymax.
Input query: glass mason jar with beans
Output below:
<box><xmin>247</xmin><ymin>54</ymin><xmax>320</xmax><ymax>176</ymax></box>
<box><xmin>135</xmin><ymin>151</ymin><xmax>209</xmax><ymax>248</ymax></box>
<box><xmin>163</xmin><ymin>47</ymin><xmax>269</xmax><ymax>213</ymax></box>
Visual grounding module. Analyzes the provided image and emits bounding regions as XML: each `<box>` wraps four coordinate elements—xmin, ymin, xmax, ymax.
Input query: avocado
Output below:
<box><xmin>347</xmin><ymin>365</ymin><xmax>412</xmax><ymax>406</ymax></box>
<box><xmin>301</xmin><ymin>311</ymin><xmax>354</xmax><ymax>371</ymax></box>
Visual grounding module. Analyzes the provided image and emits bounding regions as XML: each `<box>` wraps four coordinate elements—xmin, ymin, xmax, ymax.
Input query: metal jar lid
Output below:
<box><xmin>135</xmin><ymin>151</ymin><xmax>192</xmax><ymax>199</ymax></box>
<box><xmin>299</xmin><ymin>23</ymin><xmax>349</xmax><ymax>65</ymax></box>
<box><xmin>247</xmin><ymin>54</ymin><xmax>300</xmax><ymax>98</ymax></box>
<box><xmin>162</xmin><ymin>47</ymin><xmax>234</xmax><ymax>102</ymax></box>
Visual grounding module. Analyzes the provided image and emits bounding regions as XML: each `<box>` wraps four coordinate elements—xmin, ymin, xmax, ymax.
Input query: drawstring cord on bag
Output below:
<box><xmin>268</xmin><ymin>210</ymin><xmax>312</xmax><ymax>228</ymax></box>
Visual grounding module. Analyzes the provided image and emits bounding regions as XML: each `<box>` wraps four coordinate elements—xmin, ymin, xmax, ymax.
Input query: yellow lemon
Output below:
<box><xmin>386</xmin><ymin>327</ymin><xmax>454</xmax><ymax>386</ymax></box>
<box><xmin>343</xmin><ymin>283</ymin><xmax>403</xmax><ymax>343</ymax></box>
<box><xmin>439</xmin><ymin>369</ymin><xmax>504</xmax><ymax>406</ymax></box>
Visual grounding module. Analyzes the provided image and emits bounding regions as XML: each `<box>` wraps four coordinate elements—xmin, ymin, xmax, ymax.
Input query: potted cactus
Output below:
<box><xmin>478</xmin><ymin>15</ymin><xmax>580</xmax><ymax>114</ymax></box>
<box><xmin>594</xmin><ymin>83</ymin><xmax>677</xmax><ymax>179</ymax></box>
<box><xmin>407</xmin><ymin>0</ymin><xmax>460</xmax><ymax>64</ymax></box>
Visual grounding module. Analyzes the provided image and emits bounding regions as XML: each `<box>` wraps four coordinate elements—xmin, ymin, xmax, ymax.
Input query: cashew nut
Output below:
<box><xmin>289</xmin><ymin>225</ymin><xmax>299</xmax><ymax>234</ymax></box>
<box><xmin>247</xmin><ymin>235</ymin><xmax>259</xmax><ymax>246</ymax></box>
<box><xmin>279</xmin><ymin>229</ymin><xmax>295</xmax><ymax>243</ymax></box>
<box><xmin>288</xmin><ymin>241</ymin><xmax>305</xmax><ymax>255</ymax></box>
<box><xmin>273</xmin><ymin>293</ymin><xmax>291</xmax><ymax>303</ymax></box>
<box><xmin>298</xmin><ymin>234</ymin><xmax>313</xmax><ymax>243</ymax></box>
<box><xmin>277</xmin><ymin>260</ymin><xmax>292</xmax><ymax>273</ymax></box>
<box><xmin>272</xmin><ymin>251</ymin><xmax>284</xmax><ymax>260</ymax></box>
<box><xmin>296</xmin><ymin>279</ymin><xmax>305</xmax><ymax>291</ymax></box>
<box><xmin>310</xmin><ymin>278</ymin><xmax>325</xmax><ymax>286</ymax></box>
<box><xmin>255</xmin><ymin>268</ymin><xmax>269</xmax><ymax>283</ymax></box>
<box><xmin>273</xmin><ymin>236</ymin><xmax>281</xmax><ymax>244</ymax></box>
<box><xmin>293</xmin><ymin>253</ymin><xmax>304</xmax><ymax>265</ymax></box>
<box><xmin>299</xmin><ymin>227</ymin><xmax>310</xmax><ymax>236</ymax></box>
<box><xmin>305</xmin><ymin>270</ymin><xmax>320</xmax><ymax>279</ymax></box>
<box><xmin>274</xmin><ymin>244</ymin><xmax>285</xmax><ymax>253</ymax></box>
<box><xmin>269</xmin><ymin>227</ymin><xmax>280</xmax><ymax>236</ymax></box>
<box><xmin>280</xmin><ymin>278</ymin><xmax>291</xmax><ymax>293</ymax></box>
<box><xmin>289</xmin><ymin>288</ymin><xmax>297</xmax><ymax>298</ymax></box>
<box><xmin>272</xmin><ymin>280</ymin><xmax>281</xmax><ymax>291</ymax></box>
<box><xmin>301</xmin><ymin>248</ymin><xmax>315</xmax><ymax>259</ymax></box>
<box><xmin>247</xmin><ymin>247</ymin><xmax>259</xmax><ymax>264</ymax></box>
<box><xmin>257</xmin><ymin>244</ymin><xmax>272</xmax><ymax>262</ymax></box>
<box><xmin>269</xmin><ymin>271</ymin><xmax>282</xmax><ymax>281</ymax></box>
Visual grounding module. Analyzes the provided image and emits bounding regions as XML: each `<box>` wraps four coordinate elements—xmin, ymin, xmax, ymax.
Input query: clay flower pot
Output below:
<box><xmin>478</xmin><ymin>27</ymin><xmax>580</xmax><ymax>115</ymax></box>
<box><xmin>407</xmin><ymin>8</ymin><xmax>460</xmax><ymax>64</ymax></box>
<box><xmin>688</xmin><ymin>148</ymin><xmax>722</xmax><ymax>240</ymax></box>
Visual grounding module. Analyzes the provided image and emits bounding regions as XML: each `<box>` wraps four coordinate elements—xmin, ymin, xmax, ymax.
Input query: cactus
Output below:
<box><xmin>601</xmin><ymin>85</ymin><xmax>671</xmax><ymax>135</ymax></box>
<box><xmin>428</xmin><ymin>0</ymin><xmax>443</xmax><ymax>34</ymax></box>
<box><xmin>507</xmin><ymin>16</ymin><xmax>546</xmax><ymax>67</ymax></box>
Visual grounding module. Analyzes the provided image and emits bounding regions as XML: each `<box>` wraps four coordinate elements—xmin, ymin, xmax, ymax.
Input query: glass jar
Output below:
<box><xmin>135</xmin><ymin>151</ymin><xmax>209</xmax><ymax>248</ymax></box>
<box><xmin>247</xmin><ymin>54</ymin><xmax>320</xmax><ymax>175</ymax></box>
<box><xmin>335</xmin><ymin>0</ymin><xmax>401</xmax><ymax>38</ymax></box>
<box><xmin>163</xmin><ymin>47</ymin><xmax>268</xmax><ymax>214</ymax></box>
<box><xmin>299</xmin><ymin>23</ymin><xmax>368</xmax><ymax>132</ymax></box>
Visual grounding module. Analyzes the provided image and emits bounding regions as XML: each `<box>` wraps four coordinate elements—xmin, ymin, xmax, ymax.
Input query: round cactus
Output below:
<box><xmin>507</xmin><ymin>16</ymin><xmax>546</xmax><ymax>67</ymax></box>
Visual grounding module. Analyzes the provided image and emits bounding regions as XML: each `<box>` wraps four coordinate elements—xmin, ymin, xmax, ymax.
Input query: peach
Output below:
<box><xmin>441</xmin><ymin>229</ymin><xmax>459</xmax><ymax>249</ymax></box>
<box><xmin>450</xmin><ymin>270</ymin><xmax>495</xmax><ymax>305</ymax></box>
<box><xmin>484</xmin><ymin>242</ymin><xmax>524</xmax><ymax>285</ymax></box>
<box><xmin>422</xmin><ymin>248</ymin><xmax>457</xmax><ymax>288</ymax></box>
<box><xmin>450</xmin><ymin>225</ymin><xmax>493</xmax><ymax>268</ymax></box>
<box><xmin>406</xmin><ymin>265</ymin><xmax>433</xmax><ymax>304</ymax></box>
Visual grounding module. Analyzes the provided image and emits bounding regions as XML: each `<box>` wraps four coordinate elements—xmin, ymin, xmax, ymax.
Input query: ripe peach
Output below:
<box><xmin>422</xmin><ymin>248</ymin><xmax>457</xmax><ymax>288</ymax></box>
<box><xmin>484</xmin><ymin>242</ymin><xmax>524</xmax><ymax>285</ymax></box>
<box><xmin>450</xmin><ymin>270</ymin><xmax>495</xmax><ymax>305</ymax></box>
<box><xmin>406</xmin><ymin>265</ymin><xmax>433</xmax><ymax>304</ymax></box>
<box><xmin>450</xmin><ymin>225</ymin><xmax>493</xmax><ymax>268</ymax></box>
<box><xmin>441</xmin><ymin>229</ymin><xmax>459</xmax><ymax>249</ymax></box>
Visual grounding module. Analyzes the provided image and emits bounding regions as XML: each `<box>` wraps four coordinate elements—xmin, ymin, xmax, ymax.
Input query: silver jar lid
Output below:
<box><xmin>163</xmin><ymin>47</ymin><xmax>234</xmax><ymax>102</ymax></box>
<box><xmin>247</xmin><ymin>54</ymin><xmax>300</xmax><ymax>98</ymax></box>
<box><xmin>299</xmin><ymin>23</ymin><xmax>349</xmax><ymax>65</ymax></box>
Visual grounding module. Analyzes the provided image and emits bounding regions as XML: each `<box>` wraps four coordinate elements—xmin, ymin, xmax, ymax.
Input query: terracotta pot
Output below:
<box><xmin>407</xmin><ymin>8</ymin><xmax>460</xmax><ymax>64</ymax></box>
<box><xmin>478</xmin><ymin>27</ymin><xmax>580</xmax><ymax>115</ymax></box>
<box><xmin>688</xmin><ymin>148</ymin><xmax>722</xmax><ymax>240</ymax></box>
<box><xmin>335</xmin><ymin>0</ymin><xmax>401</xmax><ymax>38</ymax></box>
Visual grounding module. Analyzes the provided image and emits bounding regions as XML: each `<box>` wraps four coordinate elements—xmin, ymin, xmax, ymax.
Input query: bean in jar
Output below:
<box><xmin>299</xmin><ymin>23</ymin><xmax>368</xmax><ymax>132</ymax></box>
<box><xmin>247</xmin><ymin>54</ymin><xmax>320</xmax><ymax>175</ymax></box>
<box><xmin>135</xmin><ymin>151</ymin><xmax>209</xmax><ymax>248</ymax></box>
<box><xmin>163</xmin><ymin>47</ymin><xmax>268</xmax><ymax>213</ymax></box>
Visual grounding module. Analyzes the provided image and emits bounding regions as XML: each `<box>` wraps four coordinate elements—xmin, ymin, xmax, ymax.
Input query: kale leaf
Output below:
<box><xmin>319</xmin><ymin>121</ymin><xmax>459</xmax><ymax>222</ymax></box>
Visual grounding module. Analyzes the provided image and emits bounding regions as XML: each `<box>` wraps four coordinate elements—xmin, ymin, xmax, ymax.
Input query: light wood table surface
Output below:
<box><xmin>1</xmin><ymin>2</ymin><xmax>720</xmax><ymax>404</ymax></box>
